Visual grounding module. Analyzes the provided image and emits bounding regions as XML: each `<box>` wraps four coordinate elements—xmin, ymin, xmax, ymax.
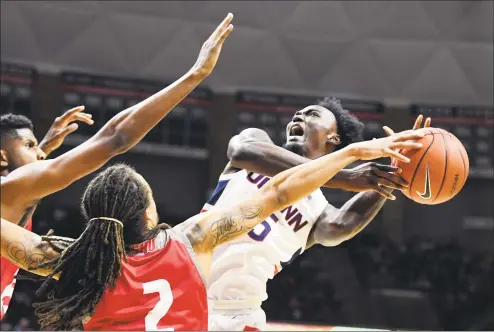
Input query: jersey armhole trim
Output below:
<box><xmin>218</xmin><ymin>170</ymin><xmax>242</xmax><ymax>181</ymax></box>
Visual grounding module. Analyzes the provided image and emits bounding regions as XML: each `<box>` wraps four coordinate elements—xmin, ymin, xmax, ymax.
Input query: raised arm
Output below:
<box><xmin>1</xmin><ymin>14</ymin><xmax>234</xmax><ymax>223</ymax></box>
<box><xmin>227</xmin><ymin>128</ymin><xmax>406</xmax><ymax>197</ymax></box>
<box><xmin>185</xmin><ymin>129</ymin><xmax>425</xmax><ymax>255</ymax></box>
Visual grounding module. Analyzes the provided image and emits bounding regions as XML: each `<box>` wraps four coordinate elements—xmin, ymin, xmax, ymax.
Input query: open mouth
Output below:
<box><xmin>289</xmin><ymin>124</ymin><xmax>304</xmax><ymax>137</ymax></box>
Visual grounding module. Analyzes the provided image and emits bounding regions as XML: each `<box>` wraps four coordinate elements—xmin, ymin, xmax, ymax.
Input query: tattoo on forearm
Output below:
<box><xmin>188</xmin><ymin>206</ymin><xmax>262</xmax><ymax>249</ymax></box>
<box><xmin>208</xmin><ymin>206</ymin><xmax>262</xmax><ymax>247</ymax></box>
<box><xmin>6</xmin><ymin>241</ymin><xmax>50</xmax><ymax>270</ymax></box>
<box><xmin>240</xmin><ymin>206</ymin><xmax>262</xmax><ymax>219</ymax></box>
<box><xmin>208</xmin><ymin>214</ymin><xmax>245</xmax><ymax>246</ymax></box>
<box><xmin>5</xmin><ymin>234</ymin><xmax>61</xmax><ymax>274</ymax></box>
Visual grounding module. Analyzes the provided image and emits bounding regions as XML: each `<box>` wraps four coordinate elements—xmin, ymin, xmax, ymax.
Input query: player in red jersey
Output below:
<box><xmin>1</xmin><ymin>128</ymin><xmax>425</xmax><ymax>331</ymax></box>
<box><xmin>0</xmin><ymin>108</ymin><xmax>93</xmax><ymax>319</ymax></box>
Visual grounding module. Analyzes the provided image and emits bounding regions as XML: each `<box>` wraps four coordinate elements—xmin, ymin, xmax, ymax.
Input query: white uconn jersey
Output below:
<box><xmin>202</xmin><ymin>169</ymin><xmax>328</xmax><ymax>308</ymax></box>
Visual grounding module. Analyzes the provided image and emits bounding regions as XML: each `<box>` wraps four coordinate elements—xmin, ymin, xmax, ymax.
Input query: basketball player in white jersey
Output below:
<box><xmin>202</xmin><ymin>97</ymin><xmax>431</xmax><ymax>330</ymax></box>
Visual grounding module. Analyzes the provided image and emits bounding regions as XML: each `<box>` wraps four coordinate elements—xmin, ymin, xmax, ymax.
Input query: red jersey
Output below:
<box><xmin>1</xmin><ymin>219</ymin><xmax>32</xmax><ymax>320</ymax></box>
<box><xmin>84</xmin><ymin>228</ymin><xmax>208</xmax><ymax>331</ymax></box>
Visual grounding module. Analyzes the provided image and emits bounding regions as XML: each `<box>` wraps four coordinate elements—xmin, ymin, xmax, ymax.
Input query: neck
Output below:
<box><xmin>1</xmin><ymin>169</ymin><xmax>9</xmax><ymax>177</ymax></box>
<box><xmin>304</xmin><ymin>148</ymin><xmax>331</xmax><ymax>160</ymax></box>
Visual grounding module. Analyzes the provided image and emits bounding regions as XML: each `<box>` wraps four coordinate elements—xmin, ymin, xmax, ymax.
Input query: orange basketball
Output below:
<box><xmin>392</xmin><ymin>127</ymin><xmax>469</xmax><ymax>205</ymax></box>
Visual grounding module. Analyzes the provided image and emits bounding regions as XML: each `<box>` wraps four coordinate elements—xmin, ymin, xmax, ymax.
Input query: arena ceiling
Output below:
<box><xmin>1</xmin><ymin>1</ymin><xmax>492</xmax><ymax>105</ymax></box>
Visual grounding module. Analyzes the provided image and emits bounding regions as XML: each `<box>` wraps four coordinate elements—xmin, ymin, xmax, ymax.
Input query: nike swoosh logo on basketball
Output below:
<box><xmin>417</xmin><ymin>164</ymin><xmax>432</xmax><ymax>199</ymax></box>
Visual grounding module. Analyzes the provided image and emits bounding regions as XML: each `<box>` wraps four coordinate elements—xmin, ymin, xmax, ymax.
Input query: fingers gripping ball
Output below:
<box><xmin>392</xmin><ymin>128</ymin><xmax>469</xmax><ymax>205</ymax></box>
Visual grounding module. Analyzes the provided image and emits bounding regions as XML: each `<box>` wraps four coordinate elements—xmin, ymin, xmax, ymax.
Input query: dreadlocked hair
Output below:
<box><xmin>318</xmin><ymin>97</ymin><xmax>365</xmax><ymax>150</ymax></box>
<box><xmin>31</xmin><ymin>164</ymin><xmax>169</xmax><ymax>330</ymax></box>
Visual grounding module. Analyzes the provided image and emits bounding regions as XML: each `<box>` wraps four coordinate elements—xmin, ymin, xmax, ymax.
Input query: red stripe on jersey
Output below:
<box><xmin>200</xmin><ymin>209</ymin><xmax>208</xmax><ymax>213</ymax></box>
<box><xmin>129</xmin><ymin>237</ymin><xmax>156</xmax><ymax>253</ymax></box>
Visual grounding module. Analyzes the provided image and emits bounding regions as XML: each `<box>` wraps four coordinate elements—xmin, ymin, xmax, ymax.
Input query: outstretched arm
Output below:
<box><xmin>185</xmin><ymin>129</ymin><xmax>425</xmax><ymax>255</ymax></box>
<box><xmin>307</xmin><ymin>115</ymin><xmax>432</xmax><ymax>247</ymax></box>
<box><xmin>1</xmin><ymin>14</ymin><xmax>234</xmax><ymax>224</ymax></box>
<box><xmin>227</xmin><ymin>128</ymin><xmax>407</xmax><ymax>197</ymax></box>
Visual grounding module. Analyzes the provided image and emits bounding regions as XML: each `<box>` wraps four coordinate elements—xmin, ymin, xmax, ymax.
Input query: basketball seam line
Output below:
<box><xmin>450</xmin><ymin>132</ymin><xmax>468</xmax><ymax>189</ymax></box>
<box><xmin>435</xmin><ymin>132</ymin><xmax>449</xmax><ymax>202</ymax></box>
<box><xmin>409</xmin><ymin>130</ymin><xmax>435</xmax><ymax>198</ymax></box>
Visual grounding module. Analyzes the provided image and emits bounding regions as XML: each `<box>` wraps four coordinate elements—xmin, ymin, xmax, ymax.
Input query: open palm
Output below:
<box><xmin>192</xmin><ymin>13</ymin><xmax>234</xmax><ymax>77</ymax></box>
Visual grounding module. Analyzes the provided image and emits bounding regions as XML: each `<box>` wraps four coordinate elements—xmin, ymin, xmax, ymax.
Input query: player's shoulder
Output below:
<box><xmin>167</xmin><ymin>221</ymin><xmax>208</xmax><ymax>282</ymax></box>
<box><xmin>152</xmin><ymin>227</ymin><xmax>199</xmax><ymax>254</ymax></box>
<box><xmin>237</xmin><ymin>127</ymin><xmax>271</xmax><ymax>141</ymax></box>
<box><xmin>167</xmin><ymin>223</ymin><xmax>198</xmax><ymax>252</ymax></box>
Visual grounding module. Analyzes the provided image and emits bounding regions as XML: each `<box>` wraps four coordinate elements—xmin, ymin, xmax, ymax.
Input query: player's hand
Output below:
<box><xmin>383</xmin><ymin>114</ymin><xmax>432</xmax><ymax>137</ymax></box>
<box><xmin>350</xmin><ymin>130</ymin><xmax>425</xmax><ymax>163</ymax></box>
<box><xmin>382</xmin><ymin>114</ymin><xmax>431</xmax><ymax>164</ymax></box>
<box><xmin>190</xmin><ymin>13</ymin><xmax>234</xmax><ymax>77</ymax></box>
<box><xmin>412</xmin><ymin>114</ymin><xmax>432</xmax><ymax>131</ymax></box>
<box><xmin>39</xmin><ymin>106</ymin><xmax>93</xmax><ymax>157</ymax></box>
<box><xmin>340</xmin><ymin>162</ymin><xmax>408</xmax><ymax>199</ymax></box>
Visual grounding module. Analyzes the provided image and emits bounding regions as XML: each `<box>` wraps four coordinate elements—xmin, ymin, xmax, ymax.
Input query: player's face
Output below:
<box><xmin>1</xmin><ymin>128</ymin><xmax>46</xmax><ymax>173</ymax></box>
<box><xmin>284</xmin><ymin>105</ymin><xmax>339</xmax><ymax>159</ymax></box>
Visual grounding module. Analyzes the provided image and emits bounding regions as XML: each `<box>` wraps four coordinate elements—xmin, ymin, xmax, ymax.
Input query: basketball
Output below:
<box><xmin>392</xmin><ymin>127</ymin><xmax>469</xmax><ymax>205</ymax></box>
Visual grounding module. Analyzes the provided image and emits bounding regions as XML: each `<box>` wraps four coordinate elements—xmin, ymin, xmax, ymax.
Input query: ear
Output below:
<box><xmin>0</xmin><ymin>149</ymin><xmax>8</xmax><ymax>169</ymax></box>
<box><xmin>144</xmin><ymin>207</ymin><xmax>153</xmax><ymax>223</ymax></box>
<box><xmin>327</xmin><ymin>133</ymin><xmax>341</xmax><ymax>146</ymax></box>
<box><xmin>144</xmin><ymin>205</ymin><xmax>158</xmax><ymax>229</ymax></box>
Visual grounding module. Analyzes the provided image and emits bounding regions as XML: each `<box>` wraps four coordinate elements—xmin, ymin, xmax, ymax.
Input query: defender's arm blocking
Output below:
<box><xmin>0</xmin><ymin>14</ymin><xmax>234</xmax><ymax>223</ymax></box>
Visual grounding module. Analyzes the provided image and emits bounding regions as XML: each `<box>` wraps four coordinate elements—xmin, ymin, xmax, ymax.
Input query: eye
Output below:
<box><xmin>307</xmin><ymin>110</ymin><xmax>319</xmax><ymax>117</ymax></box>
<box><xmin>26</xmin><ymin>141</ymin><xmax>35</xmax><ymax>148</ymax></box>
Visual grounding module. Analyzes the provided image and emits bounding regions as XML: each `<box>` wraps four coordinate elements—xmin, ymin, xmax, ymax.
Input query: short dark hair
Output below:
<box><xmin>0</xmin><ymin>113</ymin><xmax>33</xmax><ymax>139</ymax></box>
<box><xmin>318</xmin><ymin>97</ymin><xmax>364</xmax><ymax>150</ymax></box>
<box><xmin>32</xmin><ymin>164</ymin><xmax>170</xmax><ymax>330</ymax></box>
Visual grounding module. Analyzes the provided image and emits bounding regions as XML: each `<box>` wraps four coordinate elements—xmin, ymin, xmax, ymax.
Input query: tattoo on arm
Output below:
<box><xmin>6</xmin><ymin>240</ymin><xmax>51</xmax><ymax>270</ymax></box>
<box><xmin>5</xmin><ymin>234</ymin><xmax>62</xmax><ymax>275</ymax></box>
<box><xmin>188</xmin><ymin>206</ymin><xmax>262</xmax><ymax>250</ymax></box>
<box><xmin>208</xmin><ymin>214</ymin><xmax>245</xmax><ymax>246</ymax></box>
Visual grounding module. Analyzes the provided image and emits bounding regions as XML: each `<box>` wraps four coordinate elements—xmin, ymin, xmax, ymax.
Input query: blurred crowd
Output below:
<box><xmin>264</xmin><ymin>233</ymin><xmax>493</xmax><ymax>330</ymax></box>
<box><xmin>1</xmin><ymin>205</ymin><xmax>493</xmax><ymax>331</ymax></box>
<box><xmin>346</xmin><ymin>234</ymin><xmax>494</xmax><ymax>330</ymax></box>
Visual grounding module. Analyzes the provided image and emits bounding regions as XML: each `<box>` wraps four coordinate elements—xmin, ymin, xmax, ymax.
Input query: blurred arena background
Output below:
<box><xmin>1</xmin><ymin>1</ymin><xmax>492</xmax><ymax>330</ymax></box>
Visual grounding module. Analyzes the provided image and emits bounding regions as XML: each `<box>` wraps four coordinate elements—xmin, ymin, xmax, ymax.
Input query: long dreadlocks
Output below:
<box><xmin>30</xmin><ymin>164</ymin><xmax>169</xmax><ymax>330</ymax></box>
